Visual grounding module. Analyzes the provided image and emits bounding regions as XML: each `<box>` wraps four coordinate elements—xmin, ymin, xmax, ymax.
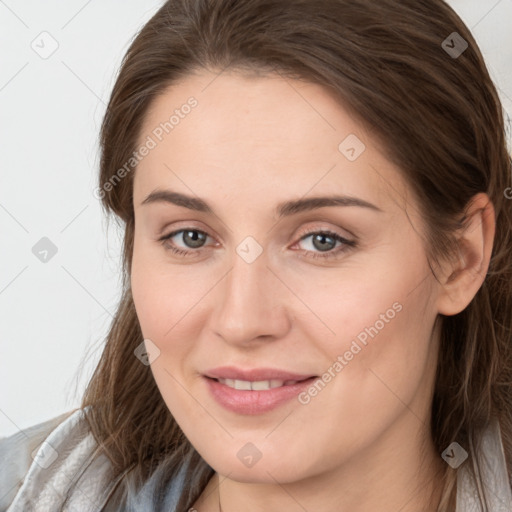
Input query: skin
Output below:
<box><xmin>130</xmin><ymin>68</ymin><xmax>495</xmax><ymax>512</ymax></box>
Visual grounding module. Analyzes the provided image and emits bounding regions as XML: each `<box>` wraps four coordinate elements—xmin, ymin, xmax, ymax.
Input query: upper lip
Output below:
<box><xmin>204</xmin><ymin>366</ymin><xmax>317</xmax><ymax>382</ymax></box>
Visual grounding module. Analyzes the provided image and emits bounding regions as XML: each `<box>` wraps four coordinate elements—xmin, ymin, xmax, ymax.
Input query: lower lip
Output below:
<box><xmin>204</xmin><ymin>376</ymin><xmax>317</xmax><ymax>415</ymax></box>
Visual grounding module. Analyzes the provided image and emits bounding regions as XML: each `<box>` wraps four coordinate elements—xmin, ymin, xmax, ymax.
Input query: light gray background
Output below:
<box><xmin>1</xmin><ymin>0</ymin><xmax>511</xmax><ymax>437</ymax></box>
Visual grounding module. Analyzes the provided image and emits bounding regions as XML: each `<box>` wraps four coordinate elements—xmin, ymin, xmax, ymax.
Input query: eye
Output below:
<box><xmin>293</xmin><ymin>230</ymin><xmax>357</xmax><ymax>260</ymax></box>
<box><xmin>158</xmin><ymin>228</ymin><xmax>357</xmax><ymax>260</ymax></box>
<box><xmin>159</xmin><ymin>228</ymin><xmax>212</xmax><ymax>257</ymax></box>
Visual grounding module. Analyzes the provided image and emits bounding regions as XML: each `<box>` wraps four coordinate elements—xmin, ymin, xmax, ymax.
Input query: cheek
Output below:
<box><xmin>317</xmin><ymin>278</ymin><xmax>436</xmax><ymax>429</ymax></box>
<box><xmin>293</xmin><ymin>246</ymin><xmax>437</xmax><ymax>421</ymax></box>
<box><xmin>131</xmin><ymin>239</ymin><xmax>198</xmax><ymax>341</ymax></box>
<box><xmin>290</xmin><ymin>289</ymin><xmax>437</xmax><ymax>474</ymax></box>
<box><xmin>130</xmin><ymin>242</ymin><xmax>216</xmax><ymax>400</ymax></box>
<box><xmin>130</xmin><ymin>251</ymin><xmax>202</xmax><ymax>421</ymax></box>
<box><xmin>277</xmin><ymin>242</ymin><xmax>428</xmax><ymax>355</ymax></box>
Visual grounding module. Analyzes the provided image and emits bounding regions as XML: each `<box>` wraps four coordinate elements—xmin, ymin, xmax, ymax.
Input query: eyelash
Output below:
<box><xmin>158</xmin><ymin>227</ymin><xmax>357</xmax><ymax>260</ymax></box>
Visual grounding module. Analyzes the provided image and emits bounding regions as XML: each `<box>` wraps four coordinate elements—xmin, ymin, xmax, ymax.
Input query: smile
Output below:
<box><xmin>204</xmin><ymin>374</ymin><xmax>318</xmax><ymax>415</ymax></box>
<box><xmin>216</xmin><ymin>378</ymin><xmax>305</xmax><ymax>390</ymax></box>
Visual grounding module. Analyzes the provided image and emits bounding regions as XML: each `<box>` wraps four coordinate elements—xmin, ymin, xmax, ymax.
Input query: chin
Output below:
<box><xmin>206</xmin><ymin>451</ymin><xmax>314</xmax><ymax>484</ymax></box>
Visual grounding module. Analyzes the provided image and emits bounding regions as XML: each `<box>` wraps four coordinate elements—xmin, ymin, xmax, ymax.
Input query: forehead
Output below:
<box><xmin>133</xmin><ymin>69</ymin><xmax>407</xmax><ymax>214</ymax></box>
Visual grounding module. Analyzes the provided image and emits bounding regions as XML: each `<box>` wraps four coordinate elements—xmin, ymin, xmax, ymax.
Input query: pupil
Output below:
<box><xmin>185</xmin><ymin>230</ymin><xmax>205</xmax><ymax>248</ymax></box>
<box><xmin>314</xmin><ymin>234</ymin><xmax>333</xmax><ymax>251</ymax></box>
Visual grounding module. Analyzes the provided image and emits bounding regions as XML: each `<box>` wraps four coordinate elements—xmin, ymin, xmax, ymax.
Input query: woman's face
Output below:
<box><xmin>130</xmin><ymin>69</ymin><xmax>443</xmax><ymax>484</ymax></box>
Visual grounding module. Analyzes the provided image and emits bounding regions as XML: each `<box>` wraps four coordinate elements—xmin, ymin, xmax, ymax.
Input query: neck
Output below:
<box><xmin>212</xmin><ymin>419</ymin><xmax>445</xmax><ymax>512</ymax></box>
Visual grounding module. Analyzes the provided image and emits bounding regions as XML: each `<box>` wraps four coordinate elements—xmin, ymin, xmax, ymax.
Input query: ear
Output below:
<box><xmin>436</xmin><ymin>193</ymin><xmax>496</xmax><ymax>316</ymax></box>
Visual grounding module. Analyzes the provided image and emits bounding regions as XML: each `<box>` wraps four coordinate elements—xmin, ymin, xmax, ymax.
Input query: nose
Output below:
<box><xmin>208</xmin><ymin>247</ymin><xmax>291</xmax><ymax>347</ymax></box>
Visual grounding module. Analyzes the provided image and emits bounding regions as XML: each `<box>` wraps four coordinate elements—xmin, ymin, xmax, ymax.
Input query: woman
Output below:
<box><xmin>1</xmin><ymin>0</ymin><xmax>512</xmax><ymax>510</ymax></box>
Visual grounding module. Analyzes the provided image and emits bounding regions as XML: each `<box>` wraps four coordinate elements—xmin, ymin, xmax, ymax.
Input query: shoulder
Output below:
<box><xmin>456</xmin><ymin>418</ymin><xmax>512</xmax><ymax>511</ymax></box>
<box><xmin>0</xmin><ymin>410</ymin><xmax>75</xmax><ymax>511</ymax></box>
<box><xmin>120</xmin><ymin>448</ymin><xmax>207</xmax><ymax>512</ymax></box>
<box><xmin>0</xmin><ymin>408</ymin><xmax>118</xmax><ymax>512</ymax></box>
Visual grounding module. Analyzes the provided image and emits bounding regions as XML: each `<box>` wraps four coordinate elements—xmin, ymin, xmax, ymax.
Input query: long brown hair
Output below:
<box><xmin>79</xmin><ymin>0</ymin><xmax>512</xmax><ymax>509</ymax></box>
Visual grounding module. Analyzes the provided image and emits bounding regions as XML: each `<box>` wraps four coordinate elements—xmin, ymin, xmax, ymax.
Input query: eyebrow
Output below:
<box><xmin>140</xmin><ymin>189</ymin><xmax>383</xmax><ymax>217</ymax></box>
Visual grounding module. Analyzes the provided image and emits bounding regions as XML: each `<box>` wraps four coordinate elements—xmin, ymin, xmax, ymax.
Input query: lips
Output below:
<box><xmin>204</xmin><ymin>366</ymin><xmax>316</xmax><ymax>382</ymax></box>
<box><xmin>203</xmin><ymin>366</ymin><xmax>318</xmax><ymax>414</ymax></box>
<box><xmin>216</xmin><ymin>378</ymin><xmax>303</xmax><ymax>390</ymax></box>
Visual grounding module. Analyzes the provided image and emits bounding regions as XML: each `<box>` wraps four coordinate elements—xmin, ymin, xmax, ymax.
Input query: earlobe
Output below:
<box><xmin>436</xmin><ymin>193</ymin><xmax>495</xmax><ymax>316</ymax></box>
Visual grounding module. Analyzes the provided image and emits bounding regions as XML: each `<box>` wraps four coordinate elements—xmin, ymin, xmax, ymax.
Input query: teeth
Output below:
<box><xmin>217</xmin><ymin>378</ymin><xmax>299</xmax><ymax>390</ymax></box>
